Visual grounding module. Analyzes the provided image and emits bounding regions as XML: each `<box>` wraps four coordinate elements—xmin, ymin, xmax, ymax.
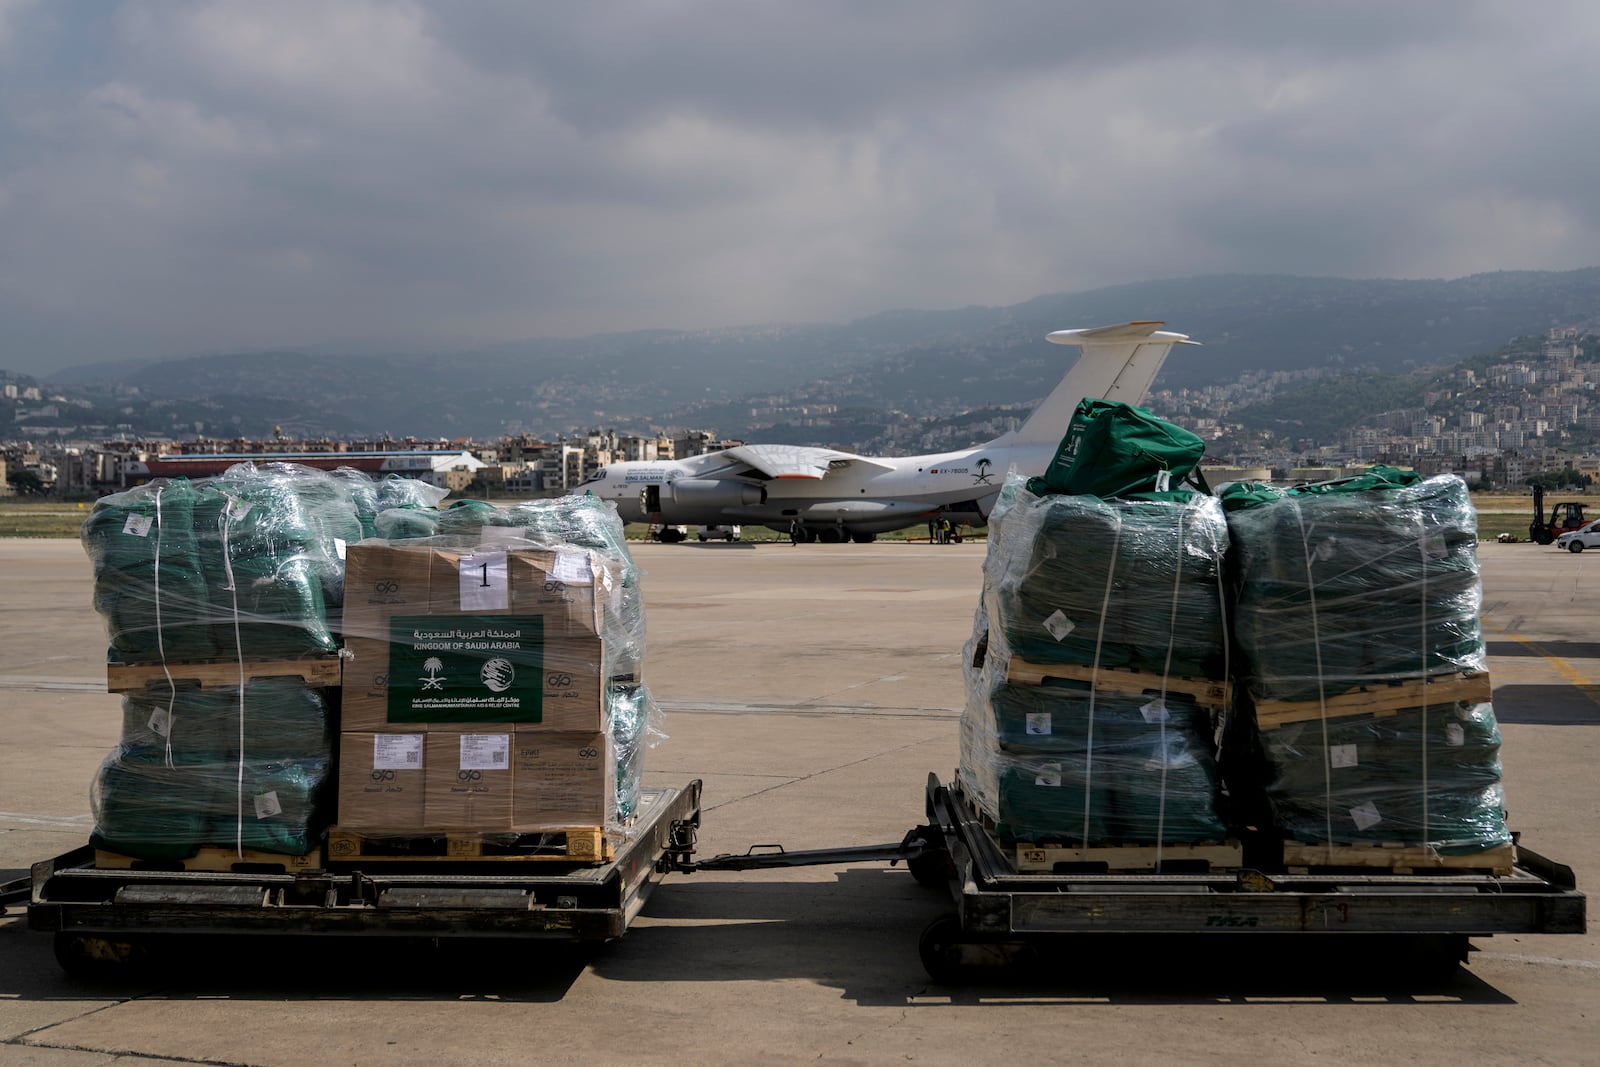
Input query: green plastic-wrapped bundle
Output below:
<box><xmin>210</xmin><ymin>464</ymin><xmax>362</xmax><ymax>613</ymax></box>
<box><xmin>1260</xmin><ymin>702</ymin><xmax>1510</xmax><ymax>853</ymax></box>
<box><xmin>1226</xmin><ymin>469</ymin><xmax>1484</xmax><ymax>703</ymax></box>
<box><xmin>227</xmin><ymin>758</ymin><xmax>330</xmax><ymax>854</ymax></box>
<box><xmin>434</xmin><ymin>498</ymin><xmax>503</xmax><ymax>535</ymax></box>
<box><xmin>1225</xmin><ymin>469</ymin><xmax>1507</xmax><ymax>855</ymax></box>
<box><xmin>961</xmin><ymin>472</ymin><xmax>1231</xmax><ymax>849</ymax></box>
<box><xmin>93</xmin><ymin>681</ymin><xmax>335</xmax><ymax>858</ymax></box>
<box><xmin>328</xmin><ymin>467</ymin><xmax>382</xmax><ymax>539</ymax></box>
<box><xmin>981</xmin><ymin>486</ymin><xmax>1229</xmax><ymax>678</ymax></box>
<box><xmin>90</xmin><ymin>746</ymin><xmax>219</xmax><ymax>859</ymax></box>
<box><xmin>117</xmin><ymin>680</ymin><xmax>332</xmax><ymax>764</ymax></box>
<box><xmin>193</xmin><ymin>482</ymin><xmax>337</xmax><ymax>660</ymax></box>
<box><xmin>965</xmin><ymin>685</ymin><xmax>1227</xmax><ymax>844</ymax></box>
<box><xmin>374</xmin><ymin>506</ymin><xmax>442</xmax><ymax>540</ymax></box>
<box><xmin>82</xmin><ymin>480</ymin><xmax>216</xmax><ymax>663</ymax></box>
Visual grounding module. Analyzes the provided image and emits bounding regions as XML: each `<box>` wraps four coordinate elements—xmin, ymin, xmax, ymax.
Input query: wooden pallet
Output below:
<box><xmin>1281</xmin><ymin>840</ymin><xmax>1517</xmax><ymax>875</ymax></box>
<box><xmin>1012</xmin><ymin>839</ymin><xmax>1244</xmax><ymax>873</ymax></box>
<box><xmin>106</xmin><ymin>656</ymin><xmax>343</xmax><ymax>693</ymax></box>
<box><xmin>1005</xmin><ymin>656</ymin><xmax>1231</xmax><ymax>711</ymax></box>
<box><xmin>94</xmin><ymin>847</ymin><xmax>323</xmax><ymax>873</ymax></box>
<box><xmin>958</xmin><ymin>787</ymin><xmax>1241</xmax><ymax>873</ymax></box>
<box><xmin>1253</xmin><ymin>671</ymin><xmax>1492</xmax><ymax>730</ymax></box>
<box><xmin>325</xmin><ymin>826</ymin><xmax>613</xmax><ymax>865</ymax></box>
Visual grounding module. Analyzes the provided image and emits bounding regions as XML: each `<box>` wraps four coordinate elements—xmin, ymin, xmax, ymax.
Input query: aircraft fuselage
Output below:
<box><xmin>576</xmin><ymin>442</ymin><xmax>1055</xmax><ymax>535</ymax></box>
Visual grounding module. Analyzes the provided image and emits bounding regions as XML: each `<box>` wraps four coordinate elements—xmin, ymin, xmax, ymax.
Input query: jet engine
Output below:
<box><xmin>657</xmin><ymin>479</ymin><xmax>764</xmax><ymax>519</ymax></box>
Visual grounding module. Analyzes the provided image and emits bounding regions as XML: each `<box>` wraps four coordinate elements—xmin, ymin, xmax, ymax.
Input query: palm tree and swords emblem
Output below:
<box><xmin>420</xmin><ymin>657</ymin><xmax>446</xmax><ymax>690</ymax></box>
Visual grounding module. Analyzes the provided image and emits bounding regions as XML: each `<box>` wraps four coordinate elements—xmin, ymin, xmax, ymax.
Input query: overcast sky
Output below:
<box><xmin>3</xmin><ymin>1</ymin><xmax>1599</xmax><ymax>373</ymax></box>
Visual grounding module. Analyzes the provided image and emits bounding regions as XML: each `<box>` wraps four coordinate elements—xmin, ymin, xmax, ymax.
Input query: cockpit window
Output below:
<box><xmin>580</xmin><ymin>468</ymin><xmax>606</xmax><ymax>484</ymax></box>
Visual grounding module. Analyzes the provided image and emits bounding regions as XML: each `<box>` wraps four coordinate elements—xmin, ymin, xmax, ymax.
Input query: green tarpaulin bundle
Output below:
<box><xmin>1029</xmin><ymin>399</ymin><xmax>1207</xmax><ymax>499</ymax></box>
<box><xmin>83</xmin><ymin>478</ymin><xmax>216</xmax><ymax>663</ymax></box>
<box><xmin>91</xmin><ymin>679</ymin><xmax>334</xmax><ymax>859</ymax></box>
<box><xmin>961</xmin><ymin>682</ymin><xmax>1227</xmax><ymax>844</ymax></box>
<box><xmin>191</xmin><ymin>479</ymin><xmax>338</xmax><ymax>660</ymax></box>
<box><xmin>1224</xmin><ymin>468</ymin><xmax>1485</xmax><ymax>703</ymax></box>
<box><xmin>1258</xmin><ymin>702</ymin><xmax>1510</xmax><ymax>853</ymax></box>
<box><xmin>960</xmin><ymin>472</ymin><xmax>1231</xmax><ymax>848</ymax></box>
<box><xmin>1224</xmin><ymin>468</ymin><xmax>1506</xmax><ymax>853</ymax></box>
<box><xmin>980</xmin><ymin>477</ymin><xmax>1230</xmax><ymax>679</ymax></box>
<box><xmin>90</xmin><ymin>750</ymin><xmax>330</xmax><ymax>859</ymax></box>
<box><xmin>82</xmin><ymin>466</ymin><xmax>366</xmax><ymax>663</ymax></box>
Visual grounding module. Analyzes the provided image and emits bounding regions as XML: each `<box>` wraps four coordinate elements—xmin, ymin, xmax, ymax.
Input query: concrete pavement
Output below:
<box><xmin>1</xmin><ymin>537</ymin><xmax>1595</xmax><ymax>1066</ymax></box>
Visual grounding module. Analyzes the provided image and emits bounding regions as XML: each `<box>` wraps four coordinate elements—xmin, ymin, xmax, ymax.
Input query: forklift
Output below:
<box><xmin>1529</xmin><ymin>483</ymin><xmax>1589</xmax><ymax>544</ymax></box>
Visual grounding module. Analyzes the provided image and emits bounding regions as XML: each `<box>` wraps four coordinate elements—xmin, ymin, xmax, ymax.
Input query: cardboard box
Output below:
<box><xmin>342</xmin><ymin>543</ymin><xmax>432</xmax><ymax>640</ymax></box>
<box><xmin>424</xmin><ymin>731</ymin><xmax>514</xmax><ymax>829</ymax></box>
<box><xmin>337</xmin><ymin>731</ymin><xmax>426</xmax><ymax>830</ymax></box>
<box><xmin>338</xmin><ymin>542</ymin><xmax>609</xmax><ymax>733</ymax></box>
<box><xmin>420</xmin><ymin>544</ymin><xmax>603</xmax><ymax>636</ymax></box>
<box><xmin>511</xmin><ymin>732</ymin><xmax>614</xmax><ymax>829</ymax></box>
<box><xmin>507</xmin><ymin>548</ymin><xmax>604</xmax><ymax>637</ymax></box>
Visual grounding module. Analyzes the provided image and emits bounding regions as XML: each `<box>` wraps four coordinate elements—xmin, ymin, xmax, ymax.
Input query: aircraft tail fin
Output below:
<box><xmin>989</xmin><ymin>321</ymin><xmax>1198</xmax><ymax>447</ymax></box>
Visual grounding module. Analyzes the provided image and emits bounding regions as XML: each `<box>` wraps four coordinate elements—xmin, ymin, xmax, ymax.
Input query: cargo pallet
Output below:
<box><xmin>23</xmin><ymin>782</ymin><xmax>701</xmax><ymax>978</ymax></box>
<box><xmin>105</xmin><ymin>655</ymin><xmax>343</xmax><ymax>693</ymax></box>
<box><xmin>1005</xmin><ymin>656</ymin><xmax>1230</xmax><ymax>710</ymax></box>
<box><xmin>8</xmin><ymin>774</ymin><xmax>1586</xmax><ymax>983</ymax></box>
<box><xmin>1251</xmin><ymin>671</ymin><xmax>1492</xmax><ymax>729</ymax></box>
<box><xmin>92</xmin><ymin>848</ymin><xmax>323</xmax><ymax>874</ymax></box>
<box><xmin>325</xmin><ymin>826</ymin><xmax>613</xmax><ymax>865</ymax></box>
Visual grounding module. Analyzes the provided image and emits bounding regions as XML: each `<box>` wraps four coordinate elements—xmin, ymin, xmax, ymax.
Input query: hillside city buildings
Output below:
<box><xmin>5</xmin><ymin>327</ymin><xmax>1599</xmax><ymax>498</ymax></box>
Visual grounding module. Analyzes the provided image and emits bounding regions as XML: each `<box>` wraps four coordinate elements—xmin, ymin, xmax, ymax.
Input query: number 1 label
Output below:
<box><xmin>459</xmin><ymin>550</ymin><xmax>509</xmax><ymax>610</ymax></box>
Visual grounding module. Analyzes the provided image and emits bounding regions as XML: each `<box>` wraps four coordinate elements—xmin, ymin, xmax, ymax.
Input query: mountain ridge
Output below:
<box><xmin>17</xmin><ymin>268</ymin><xmax>1600</xmax><ymax>442</ymax></box>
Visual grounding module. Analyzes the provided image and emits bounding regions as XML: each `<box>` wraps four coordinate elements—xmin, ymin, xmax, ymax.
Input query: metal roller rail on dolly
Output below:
<box><xmin>12</xmin><ymin>783</ymin><xmax>704</xmax><ymax>978</ymax></box>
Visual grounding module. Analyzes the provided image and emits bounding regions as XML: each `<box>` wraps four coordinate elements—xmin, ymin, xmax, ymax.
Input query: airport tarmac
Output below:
<box><xmin>1</xmin><ymin>537</ymin><xmax>1596</xmax><ymax>1066</ymax></box>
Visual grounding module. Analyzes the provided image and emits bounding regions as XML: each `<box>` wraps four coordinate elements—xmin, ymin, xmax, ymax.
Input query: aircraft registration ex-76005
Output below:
<box><xmin>569</xmin><ymin>321</ymin><xmax>1198</xmax><ymax>542</ymax></box>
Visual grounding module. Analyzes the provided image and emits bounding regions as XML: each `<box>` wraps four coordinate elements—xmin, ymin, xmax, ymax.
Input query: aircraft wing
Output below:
<box><xmin>722</xmin><ymin>443</ymin><xmax>894</xmax><ymax>480</ymax></box>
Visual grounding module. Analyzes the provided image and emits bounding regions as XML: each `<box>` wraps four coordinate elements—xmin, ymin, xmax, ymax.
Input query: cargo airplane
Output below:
<box><xmin>570</xmin><ymin>321</ymin><xmax>1197</xmax><ymax>542</ymax></box>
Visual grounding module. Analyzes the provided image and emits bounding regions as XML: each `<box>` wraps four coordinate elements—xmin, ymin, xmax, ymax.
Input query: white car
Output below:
<box><xmin>1555</xmin><ymin>519</ymin><xmax>1600</xmax><ymax>553</ymax></box>
<box><xmin>697</xmin><ymin>524</ymin><xmax>741</xmax><ymax>542</ymax></box>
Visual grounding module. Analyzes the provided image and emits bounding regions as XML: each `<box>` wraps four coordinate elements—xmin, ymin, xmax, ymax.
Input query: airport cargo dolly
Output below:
<box><xmin>898</xmin><ymin>773</ymin><xmax>1587</xmax><ymax>981</ymax></box>
<box><xmin>7</xmin><ymin>773</ymin><xmax>1585</xmax><ymax>982</ymax></box>
<box><xmin>18</xmin><ymin>782</ymin><xmax>703</xmax><ymax>977</ymax></box>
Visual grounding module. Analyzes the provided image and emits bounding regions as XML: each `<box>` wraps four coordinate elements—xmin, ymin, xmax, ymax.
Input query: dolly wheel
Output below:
<box><xmin>907</xmin><ymin>848</ymin><xmax>955</xmax><ymax>889</ymax></box>
<box><xmin>918</xmin><ymin>914</ymin><xmax>968</xmax><ymax>984</ymax></box>
<box><xmin>53</xmin><ymin>932</ymin><xmax>148</xmax><ymax>980</ymax></box>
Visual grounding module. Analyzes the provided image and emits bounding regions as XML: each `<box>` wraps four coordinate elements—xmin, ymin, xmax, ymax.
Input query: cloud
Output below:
<box><xmin>2</xmin><ymin>0</ymin><xmax>1600</xmax><ymax>371</ymax></box>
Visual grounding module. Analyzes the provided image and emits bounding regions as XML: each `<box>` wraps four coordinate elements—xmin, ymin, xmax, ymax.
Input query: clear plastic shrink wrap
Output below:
<box><xmin>1223</xmin><ymin>469</ymin><xmax>1484</xmax><ymax>702</ymax></box>
<box><xmin>338</xmin><ymin>493</ymin><xmax>659</xmax><ymax>836</ymax></box>
<box><xmin>1223</xmin><ymin>467</ymin><xmax>1510</xmax><ymax>853</ymax></box>
<box><xmin>90</xmin><ymin>680</ymin><xmax>333</xmax><ymax>858</ymax></box>
<box><xmin>960</xmin><ymin>474</ymin><xmax>1230</xmax><ymax>846</ymax></box>
<box><xmin>82</xmin><ymin>469</ymin><xmax>662</xmax><ymax>851</ymax></box>
<box><xmin>81</xmin><ymin>466</ymin><xmax>442</xmax><ymax>857</ymax></box>
<box><xmin>82</xmin><ymin>478</ymin><xmax>215</xmax><ymax>663</ymax></box>
<box><xmin>83</xmin><ymin>464</ymin><xmax>362</xmax><ymax>663</ymax></box>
